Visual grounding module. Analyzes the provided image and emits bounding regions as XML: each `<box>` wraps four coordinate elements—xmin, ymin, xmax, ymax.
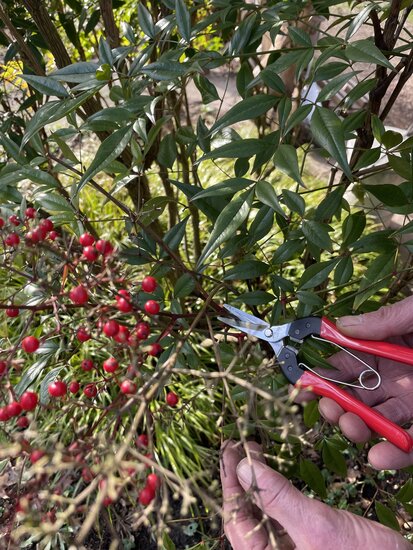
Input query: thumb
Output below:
<box><xmin>336</xmin><ymin>296</ymin><xmax>413</xmax><ymax>340</ymax></box>
<box><xmin>236</xmin><ymin>459</ymin><xmax>329</xmax><ymax>533</ymax></box>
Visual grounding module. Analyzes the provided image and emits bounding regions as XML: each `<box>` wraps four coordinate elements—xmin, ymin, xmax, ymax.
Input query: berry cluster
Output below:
<box><xmin>1</xmin><ymin>213</ymin><xmax>182</xmax><ymax>517</ymax></box>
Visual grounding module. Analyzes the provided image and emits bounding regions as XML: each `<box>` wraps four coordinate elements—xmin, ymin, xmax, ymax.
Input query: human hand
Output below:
<box><xmin>304</xmin><ymin>296</ymin><xmax>413</xmax><ymax>469</ymax></box>
<box><xmin>220</xmin><ymin>440</ymin><xmax>411</xmax><ymax>550</ymax></box>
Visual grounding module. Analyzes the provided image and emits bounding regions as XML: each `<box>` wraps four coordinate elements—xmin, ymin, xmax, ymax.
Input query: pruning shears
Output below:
<box><xmin>218</xmin><ymin>304</ymin><xmax>413</xmax><ymax>452</ymax></box>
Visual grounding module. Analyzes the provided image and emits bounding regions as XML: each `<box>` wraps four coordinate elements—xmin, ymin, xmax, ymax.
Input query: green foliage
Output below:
<box><xmin>1</xmin><ymin>0</ymin><xmax>413</xmax><ymax>546</ymax></box>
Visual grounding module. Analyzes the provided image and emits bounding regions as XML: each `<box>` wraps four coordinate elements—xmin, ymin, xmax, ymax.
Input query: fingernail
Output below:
<box><xmin>237</xmin><ymin>458</ymin><xmax>262</xmax><ymax>487</ymax></box>
<box><xmin>337</xmin><ymin>315</ymin><xmax>362</xmax><ymax>327</ymax></box>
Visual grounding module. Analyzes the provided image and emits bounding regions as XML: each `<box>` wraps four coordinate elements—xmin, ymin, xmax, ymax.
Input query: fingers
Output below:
<box><xmin>236</xmin><ymin>459</ymin><xmax>411</xmax><ymax>549</ymax></box>
<box><xmin>220</xmin><ymin>440</ymin><xmax>269</xmax><ymax>549</ymax></box>
<box><xmin>368</xmin><ymin>426</ymin><xmax>413</xmax><ymax>469</ymax></box>
<box><xmin>337</xmin><ymin>295</ymin><xmax>413</xmax><ymax>340</ymax></box>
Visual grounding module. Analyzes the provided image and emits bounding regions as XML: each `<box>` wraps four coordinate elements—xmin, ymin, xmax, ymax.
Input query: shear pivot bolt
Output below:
<box><xmin>264</xmin><ymin>328</ymin><xmax>273</xmax><ymax>337</ymax></box>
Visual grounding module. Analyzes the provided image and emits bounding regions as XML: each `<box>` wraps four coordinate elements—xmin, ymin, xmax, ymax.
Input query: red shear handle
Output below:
<box><xmin>297</xmin><ymin>370</ymin><xmax>413</xmax><ymax>453</ymax></box>
<box><xmin>321</xmin><ymin>317</ymin><xmax>413</xmax><ymax>366</ymax></box>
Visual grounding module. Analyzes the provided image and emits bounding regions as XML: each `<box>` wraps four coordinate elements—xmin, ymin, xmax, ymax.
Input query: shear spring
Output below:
<box><xmin>299</xmin><ymin>335</ymin><xmax>381</xmax><ymax>391</ymax></box>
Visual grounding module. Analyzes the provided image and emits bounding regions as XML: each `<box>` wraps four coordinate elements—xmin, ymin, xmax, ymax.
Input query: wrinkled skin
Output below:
<box><xmin>300</xmin><ymin>295</ymin><xmax>413</xmax><ymax>469</ymax></box>
<box><xmin>221</xmin><ymin>440</ymin><xmax>411</xmax><ymax>550</ymax></box>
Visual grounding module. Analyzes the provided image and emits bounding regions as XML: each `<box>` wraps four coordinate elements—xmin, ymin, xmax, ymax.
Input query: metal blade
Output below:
<box><xmin>221</xmin><ymin>304</ymin><xmax>269</xmax><ymax>327</ymax></box>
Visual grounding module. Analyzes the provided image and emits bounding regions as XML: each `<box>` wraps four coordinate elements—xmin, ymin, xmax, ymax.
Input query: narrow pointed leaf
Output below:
<box><xmin>346</xmin><ymin>39</ymin><xmax>394</xmax><ymax>70</ymax></box>
<box><xmin>77</xmin><ymin>126</ymin><xmax>133</xmax><ymax>193</ymax></box>
<box><xmin>175</xmin><ymin>0</ymin><xmax>191</xmax><ymax>43</ymax></box>
<box><xmin>255</xmin><ymin>180</ymin><xmax>286</xmax><ymax>218</ymax></box>
<box><xmin>197</xmin><ymin>190</ymin><xmax>253</xmax><ymax>266</ymax></box>
<box><xmin>311</xmin><ymin>107</ymin><xmax>353</xmax><ymax>180</ymax></box>
<box><xmin>273</xmin><ymin>144</ymin><xmax>304</xmax><ymax>186</ymax></box>
<box><xmin>210</xmin><ymin>95</ymin><xmax>277</xmax><ymax>135</ymax></box>
<box><xmin>20</xmin><ymin>74</ymin><xmax>69</xmax><ymax>97</ymax></box>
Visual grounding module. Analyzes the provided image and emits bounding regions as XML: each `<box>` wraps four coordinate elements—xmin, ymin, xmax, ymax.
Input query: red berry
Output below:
<box><xmin>48</xmin><ymin>380</ymin><xmax>67</xmax><ymax>397</ymax></box>
<box><xmin>136</xmin><ymin>322</ymin><xmax>150</xmax><ymax>340</ymax></box>
<box><xmin>146</xmin><ymin>473</ymin><xmax>160</xmax><ymax>491</ymax></box>
<box><xmin>114</xmin><ymin>325</ymin><xmax>130</xmax><ymax>343</ymax></box>
<box><xmin>76</xmin><ymin>327</ymin><xmax>91</xmax><ymax>342</ymax></box>
<box><xmin>30</xmin><ymin>450</ymin><xmax>45</xmax><ymax>464</ymax></box>
<box><xmin>49</xmin><ymin>230</ymin><xmax>58</xmax><ymax>241</ymax></box>
<box><xmin>166</xmin><ymin>391</ymin><xmax>179</xmax><ymax>407</ymax></box>
<box><xmin>103</xmin><ymin>357</ymin><xmax>118</xmax><ymax>373</ymax></box>
<box><xmin>103</xmin><ymin>320</ymin><xmax>119</xmax><ymax>337</ymax></box>
<box><xmin>25</xmin><ymin>229</ymin><xmax>40</xmax><ymax>243</ymax></box>
<box><xmin>144</xmin><ymin>300</ymin><xmax>160</xmax><ymax>315</ymax></box>
<box><xmin>0</xmin><ymin>407</ymin><xmax>11</xmax><ymax>422</ymax></box>
<box><xmin>82</xmin><ymin>467</ymin><xmax>93</xmax><ymax>482</ymax></box>
<box><xmin>137</xmin><ymin>434</ymin><xmax>149</xmax><ymax>447</ymax></box>
<box><xmin>81</xmin><ymin>359</ymin><xmax>94</xmax><ymax>371</ymax></box>
<box><xmin>69</xmin><ymin>381</ymin><xmax>80</xmax><ymax>394</ymax></box>
<box><xmin>20</xmin><ymin>391</ymin><xmax>38</xmax><ymax>411</ymax></box>
<box><xmin>103</xmin><ymin>496</ymin><xmax>113</xmax><ymax>507</ymax></box>
<box><xmin>127</xmin><ymin>333</ymin><xmax>140</xmax><ymax>347</ymax></box>
<box><xmin>69</xmin><ymin>285</ymin><xmax>88</xmax><ymax>305</ymax></box>
<box><xmin>5</xmin><ymin>232</ymin><xmax>20</xmax><ymax>246</ymax></box>
<box><xmin>120</xmin><ymin>380</ymin><xmax>137</xmax><ymax>395</ymax></box>
<box><xmin>148</xmin><ymin>343</ymin><xmax>162</xmax><ymax>356</ymax></box>
<box><xmin>6</xmin><ymin>401</ymin><xmax>22</xmax><ymax>417</ymax></box>
<box><xmin>25</xmin><ymin>207</ymin><xmax>37</xmax><ymax>219</ymax></box>
<box><xmin>83</xmin><ymin>384</ymin><xmax>97</xmax><ymax>398</ymax></box>
<box><xmin>82</xmin><ymin>246</ymin><xmax>98</xmax><ymax>262</ymax></box>
<box><xmin>116</xmin><ymin>297</ymin><xmax>133</xmax><ymax>313</ymax></box>
<box><xmin>9</xmin><ymin>215</ymin><xmax>20</xmax><ymax>226</ymax></box>
<box><xmin>0</xmin><ymin>217</ymin><xmax>4</xmax><ymax>229</ymax></box>
<box><xmin>17</xmin><ymin>416</ymin><xmax>29</xmax><ymax>429</ymax></box>
<box><xmin>141</xmin><ymin>276</ymin><xmax>157</xmax><ymax>293</ymax></box>
<box><xmin>116</xmin><ymin>289</ymin><xmax>131</xmax><ymax>300</ymax></box>
<box><xmin>0</xmin><ymin>361</ymin><xmax>7</xmax><ymax>375</ymax></box>
<box><xmin>96</xmin><ymin>239</ymin><xmax>113</xmax><ymax>256</ymax></box>
<box><xmin>35</xmin><ymin>225</ymin><xmax>48</xmax><ymax>240</ymax></box>
<box><xmin>21</xmin><ymin>336</ymin><xmax>39</xmax><ymax>353</ymax></box>
<box><xmin>138</xmin><ymin>486</ymin><xmax>155</xmax><ymax>506</ymax></box>
<box><xmin>39</xmin><ymin>218</ymin><xmax>54</xmax><ymax>232</ymax></box>
<box><xmin>79</xmin><ymin>233</ymin><xmax>95</xmax><ymax>247</ymax></box>
<box><xmin>6</xmin><ymin>307</ymin><xmax>19</xmax><ymax>318</ymax></box>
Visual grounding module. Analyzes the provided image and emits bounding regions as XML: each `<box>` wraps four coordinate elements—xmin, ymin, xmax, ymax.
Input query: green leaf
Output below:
<box><xmin>375</xmin><ymin>502</ymin><xmax>400</xmax><ymax>531</ymax></box>
<box><xmin>381</xmin><ymin>130</ymin><xmax>403</xmax><ymax>150</ymax></box>
<box><xmin>157</xmin><ymin>133</ymin><xmax>178</xmax><ymax>168</ymax></box>
<box><xmin>353</xmin><ymin>253</ymin><xmax>395</xmax><ymax>310</ymax></box>
<box><xmin>353</xmin><ymin>147</ymin><xmax>381</xmax><ymax>171</ymax></box>
<box><xmin>20</xmin><ymin>74</ymin><xmax>69</xmax><ymax>97</ymax></box>
<box><xmin>194</xmin><ymin>74</ymin><xmax>220</xmax><ymax>104</ymax></box>
<box><xmin>302</xmin><ymin>220</ymin><xmax>333</xmax><ymax>251</ymax></box>
<box><xmin>311</xmin><ymin>107</ymin><xmax>353</xmax><ymax>180</ymax></box>
<box><xmin>303</xmin><ymin>400</ymin><xmax>320</xmax><ymax>428</ymax></box>
<box><xmin>342</xmin><ymin>211</ymin><xmax>366</xmax><ymax>246</ymax></box>
<box><xmin>14</xmin><ymin>355</ymin><xmax>51</xmax><ymax>397</ymax></box>
<box><xmin>315</xmin><ymin>187</ymin><xmax>344</xmax><ymax>221</ymax></box>
<box><xmin>346</xmin><ymin>39</ymin><xmax>394</xmax><ymax>70</ymax></box>
<box><xmin>346</xmin><ymin>4</ymin><xmax>377</xmax><ymax>39</ymax></box>
<box><xmin>334</xmin><ymin>256</ymin><xmax>353</xmax><ymax>286</ymax></box>
<box><xmin>197</xmin><ymin>190</ymin><xmax>253</xmax><ymax>266</ymax></box>
<box><xmin>273</xmin><ymin>144</ymin><xmax>304</xmax><ymax>186</ymax></box>
<box><xmin>283</xmin><ymin>104</ymin><xmax>312</xmax><ymax>137</ymax></box>
<box><xmin>247</xmin><ymin>205</ymin><xmax>274</xmax><ymax>243</ymax></box>
<box><xmin>161</xmin><ymin>217</ymin><xmax>189</xmax><ymax>258</ymax></box>
<box><xmin>299</xmin><ymin>459</ymin><xmax>327</xmax><ymax>498</ymax></box>
<box><xmin>40</xmin><ymin>366</ymin><xmax>64</xmax><ymax>405</ymax></box>
<box><xmin>50</xmin><ymin>62</ymin><xmax>100</xmax><ymax>82</ymax></box>
<box><xmin>396</xmin><ymin>479</ymin><xmax>413</xmax><ymax>503</ymax></box>
<box><xmin>388</xmin><ymin>154</ymin><xmax>412</xmax><ymax>180</ymax></box>
<box><xmin>175</xmin><ymin>0</ymin><xmax>191</xmax><ymax>43</ymax></box>
<box><xmin>234</xmin><ymin>290</ymin><xmax>274</xmax><ymax>306</ymax></box>
<box><xmin>282</xmin><ymin>189</ymin><xmax>305</xmax><ymax>216</ymax></box>
<box><xmin>272</xmin><ymin>239</ymin><xmax>305</xmax><ymax>264</ymax></box>
<box><xmin>139</xmin><ymin>196</ymin><xmax>170</xmax><ymax>226</ymax></box>
<box><xmin>322</xmin><ymin>440</ymin><xmax>347</xmax><ymax>476</ymax></box>
<box><xmin>192</xmin><ymin>178</ymin><xmax>253</xmax><ymax>200</ymax></box>
<box><xmin>199</xmin><ymin>139</ymin><xmax>267</xmax><ymax>161</ymax></box>
<box><xmin>141</xmin><ymin>61</ymin><xmax>189</xmax><ymax>81</ymax></box>
<box><xmin>77</xmin><ymin>126</ymin><xmax>133</xmax><ymax>193</ymax></box>
<box><xmin>34</xmin><ymin>192</ymin><xmax>75</xmax><ymax>215</ymax></box>
<box><xmin>317</xmin><ymin>71</ymin><xmax>359</xmax><ymax>102</ymax></box>
<box><xmin>228</xmin><ymin>13</ymin><xmax>257</xmax><ymax>55</ymax></box>
<box><xmin>224</xmin><ymin>260</ymin><xmax>269</xmax><ymax>280</ymax></box>
<box><xmin>22</xmin><ymin>91</ymin><xmax>96</xmax><ymax>148</ymax></box>
<box><xmin>363</xmin><ymin>184</ymin><xmax>408</xmax><ymax>207</ymax></box>
<box><xmin>174</xmin><ymin>273</ymin><xmax>196</xmax><ymax>298</ymax></box>
<box><xmin>236</xmin><ymin>62</ymin><xmax>254</xmax><ymax>98</ymax></box>
<box><xmin>298</xmin><ymin>259</ymin><xmax>337</xmax><ymax>290</ymax></box>
<box><xmin>210</xmin><ymin>95</ymin><xmax>277</xmax><ymax>135</ymax></box>
<box><xmin>138</xmin><ymin>3</ymin><xmax>155</xmax><ymax>38</ymax></box>
<box><xmin>255</xmin><ymin>180</ymin><xmax>286</xmax><ymax>218</ymax></box>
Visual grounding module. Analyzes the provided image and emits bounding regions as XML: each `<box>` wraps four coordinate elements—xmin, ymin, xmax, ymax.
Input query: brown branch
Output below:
<box><xmin>380</xmin><ymin>52</ymin><xmax>413</xmax><ymax>121</ymax></box>
<box><xmin>0</xmin><ymin>1</ymin><xmax>45</xmax><ymax>75</ymax></box>
<box><xmin>99</xmin><ymin>0</ymin><xmax>120</xmax><ymax>47</ymax></box>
